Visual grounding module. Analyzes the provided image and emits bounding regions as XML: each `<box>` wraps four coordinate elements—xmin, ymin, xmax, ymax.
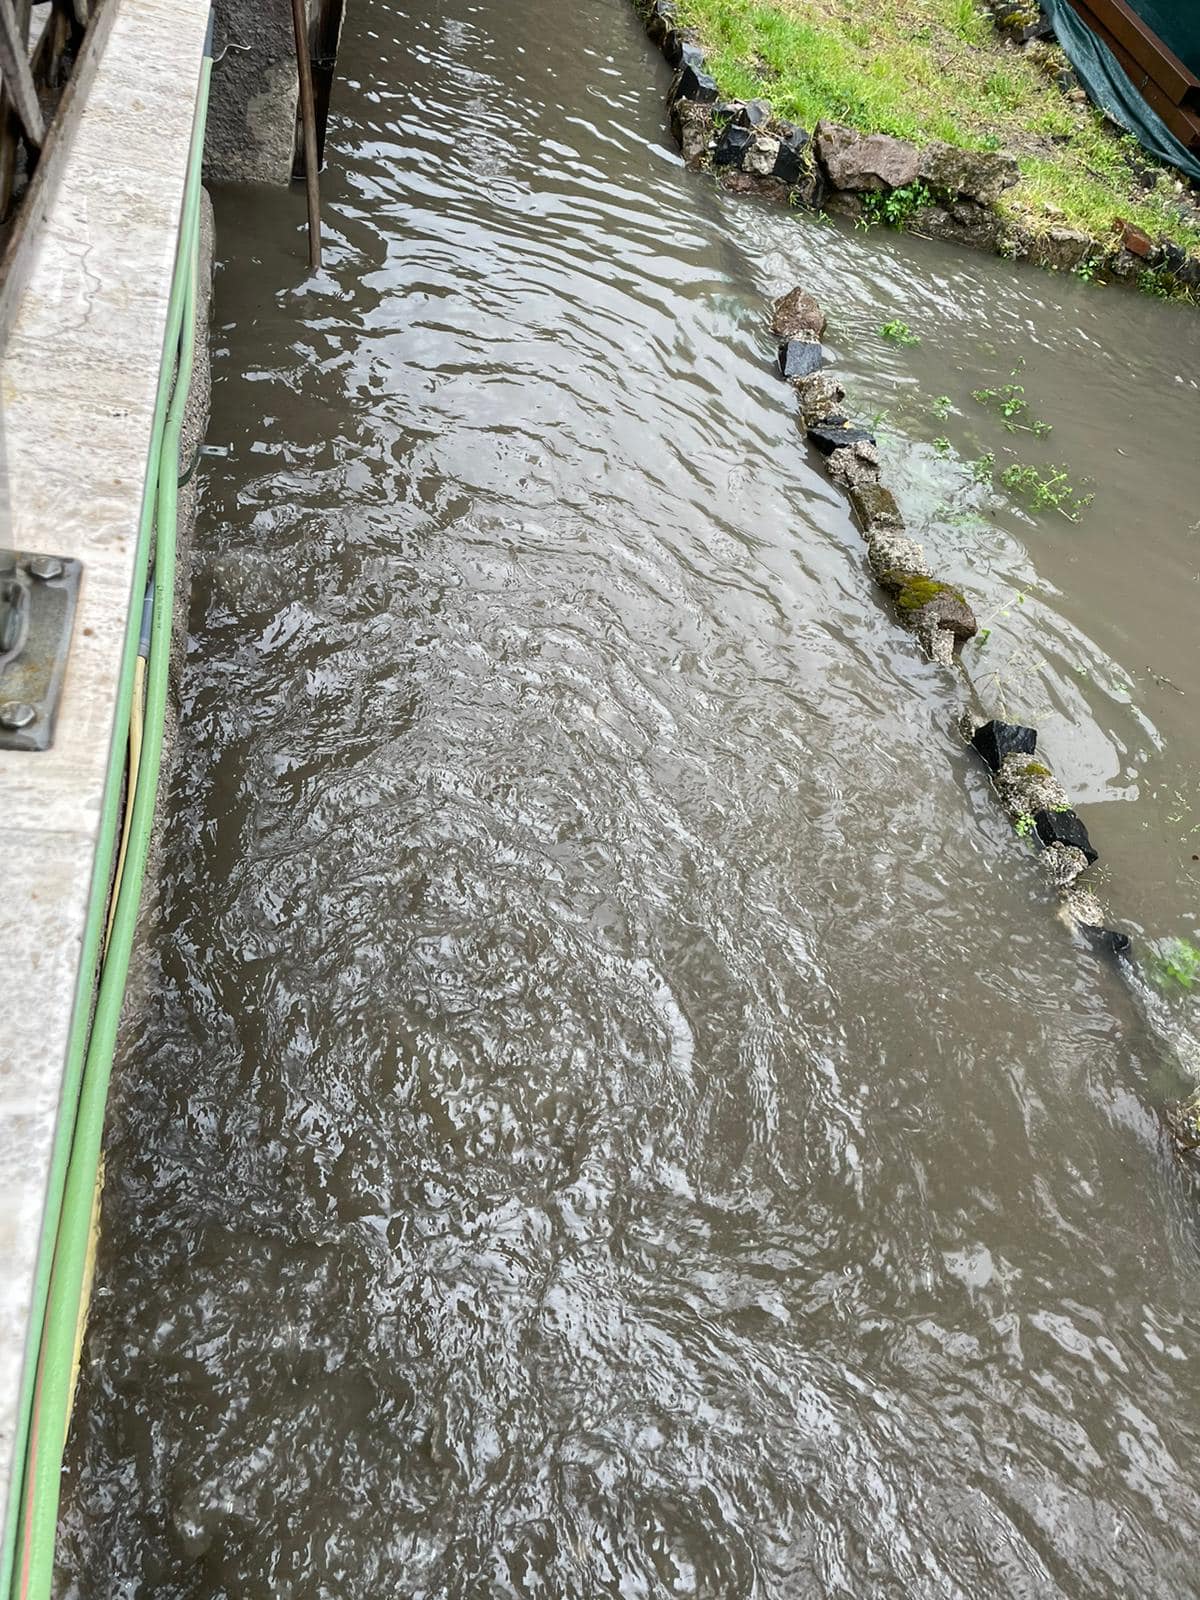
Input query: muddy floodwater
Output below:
<box><xmin>59</xmin><ymin>0</ymin><xmax>1200</xmax><ymax>1595</ymax></box>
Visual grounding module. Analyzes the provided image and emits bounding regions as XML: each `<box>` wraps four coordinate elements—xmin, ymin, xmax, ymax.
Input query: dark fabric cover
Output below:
<box><xmin>1043</xmin><ymin>0</ymin><xmax>1200</xmax><ymax>181</ymax></box>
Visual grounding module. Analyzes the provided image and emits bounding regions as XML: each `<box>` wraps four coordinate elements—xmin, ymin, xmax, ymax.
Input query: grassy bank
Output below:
<box><xmin>671</xmin><ymin>0</ymin><xmax>1200</xmax><ymax>267</ymax></box>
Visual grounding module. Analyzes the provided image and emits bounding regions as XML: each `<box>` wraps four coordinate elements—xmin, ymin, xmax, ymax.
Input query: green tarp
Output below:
<box><xmin>1042</xmin><ymin>0</ymin><xmax>1200</xmax><ymax>182</ymax></box>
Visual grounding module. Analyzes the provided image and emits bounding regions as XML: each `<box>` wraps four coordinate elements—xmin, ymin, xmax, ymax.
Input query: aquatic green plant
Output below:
<box><xmin>931</xmin><ymin>394</ymin><xmax>952</xmax><ymax>420</ymax></box>
<box><xmin>1147</xmin><ymin>937</ymin><xmax>1200</xmax><ymax>992</ymax></box>
<box><xmin>1014</xmin><ymin>811</ymin><xmax>1036</xmax><ymax>839</ymax></box>
<box><xmin>932</xmin><ymin>436</ymin><xmax>952</xmax><ymax>455</ymax></box>
<box><xmin>971</xmin><ymin>450</ymin><xmax>995</xmax><ymax>483</ymax></box>
<box><xmin>1000</xmin><ymin>462</ymin><xmax>1093</xmax><ymax>520</ymax></box>
<box><xmin>879</xmin><ymin>318</ymin><xmax>920</xmax><ymax>345</ymax></box>
<box><xmin>972</xmin><ymin>382</ymin><xmax>1051</xmax><ymax>435</ymax></box>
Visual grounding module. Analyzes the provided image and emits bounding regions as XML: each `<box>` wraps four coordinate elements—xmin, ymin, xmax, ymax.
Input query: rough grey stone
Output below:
<box><xmin>742</xmin><ymin>134</ymin><xmax>781</xmax><ymax>177</ymax></box>
<box><xmin>720</xmin><ymin>171</ymin><xmax>792</xmax><ymax>203</ymax></box>
<box><xmin>911</xmin><ymin>589</ymin><xmax>977</xmax><ymax>642</ymax></box>
<box><xmin>1064</xmin><ymin>884</ymin><xmax>1107</xmax><ymax>928</ymax></box>
<box><xmin>867</xmin><ymin>530</ymin><xmax>930</xmax><ymax>583</ymax></box>
<box><xmin>1042</xmin><ymin>841</ymin><xmax>1089</xmax><ymax>889</ymax></box>
<box><xmin>671</xmin><ymin>99</ymin><xmax>714</xmax><ymax>166</ymax></box>
<box><xmin>778</xmin><ymin>339</ymin><xmax>825</xmax><ymax>379</ymax></box>
<box><xmin>918</xmin><ymin>141</ymin><xmax>1019</xmax><ymax>203</ymax></box>
<box><xmin>848</xmin><ymin>480</ymin><xmax>902</xmax><ymax>533</ymax></box>
<box><xmin>913</xmin><ymin>199</ymin><xmax>1007</xmax><ymax>252</ymax></box>
<box><xmin>825</xmin><ymin>441</ymin><xmax>880</xmax><ymax>488</ymax></box>
<box><xmin>994</xmin><ymin>752</ymin><xmax>1070</xmax><ymax>819</ymax></box>
<box><xmin>927</xmin><ymin>627</ymin><xmax>956</xmax><ymax>666</ymax></box>
<box><xmin>772</xmin><ymin>285</ymin><xmax>827</xmax><ymax>340</ymax></box>
<box><xmin>792</xmin><ymin>369</ymin><xmax>844</xmax><ymax>422</ymax></box>
<box><xmin>815</xmin><ymin>121</ymin><xmax>920</xmax><ymax>191</ymax></box>
<box><xmin>1027</xmin><ymin>227</ymin><xmax>1094</xmax><ymax>271</ymax></box>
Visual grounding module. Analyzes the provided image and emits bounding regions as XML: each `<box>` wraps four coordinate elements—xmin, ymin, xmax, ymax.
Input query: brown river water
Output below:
<box><xmin>57</xmin><ymin>0</ymin><xmax>1200</xmax><ymax>1595</ymax></box>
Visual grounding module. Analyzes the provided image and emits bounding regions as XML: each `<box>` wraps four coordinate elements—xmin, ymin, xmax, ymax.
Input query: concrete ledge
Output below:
<box><xmin>0</xmin><ymin>0</ymin><xmax>213</xmax><ymax>1539</ymax></box>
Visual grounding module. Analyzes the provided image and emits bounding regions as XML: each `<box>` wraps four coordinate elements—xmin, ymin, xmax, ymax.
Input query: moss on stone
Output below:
<box><xmin>894</xmin><ymin>575</ymin><xmax>958</xmax><ymax>612</ymax></box>
<box><xmin>1022</xmin><ymin>760</ymin><xmax>1051</xmax><ymax>778</ymax></box>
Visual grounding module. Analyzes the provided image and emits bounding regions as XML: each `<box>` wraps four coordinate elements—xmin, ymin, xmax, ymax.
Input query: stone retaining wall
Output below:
<box><xmin>640</xmin><ymin>0</ymin><xmax>1200</xmax><ymax>292</ymax></box>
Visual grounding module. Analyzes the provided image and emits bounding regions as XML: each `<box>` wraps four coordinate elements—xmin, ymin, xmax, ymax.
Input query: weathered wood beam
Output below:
<box><xmin>0</xmin><ymin>0</ymin><xmax>44</xmax><ymax>146</ymax></box>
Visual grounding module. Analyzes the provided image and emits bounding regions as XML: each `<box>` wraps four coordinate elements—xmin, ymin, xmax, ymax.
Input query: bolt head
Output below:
<box><xmin>29</xmin><ymin>556</ymin><xmax>64</xmax><ymax>581</ymax></box>
<box><xmin>0</xmin><ymin>700</ymin><xmax>37</xmax><ymax>730</ymax></box>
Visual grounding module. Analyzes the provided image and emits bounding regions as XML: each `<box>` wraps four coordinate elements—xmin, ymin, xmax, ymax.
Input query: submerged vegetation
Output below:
<box><xmin>670</xmin><ymin>0</ymin><xmax>1200</xmax><ymax>270</ymax></box>
<box><xmin>879</xmin><ymin>318</ymin><xmax>920</xmax><ymax>344</ymax></box>
<box><xmin>1148</xmin><ymin>937</ymin><xmax>1200</xmax><ymax>992</ymax></box>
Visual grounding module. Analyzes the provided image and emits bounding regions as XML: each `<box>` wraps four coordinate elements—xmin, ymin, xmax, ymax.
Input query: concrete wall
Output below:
<box><xmin>205</xmin><ymin>0</ymin><xmax>323</xmax><ymax>185</ymax></box>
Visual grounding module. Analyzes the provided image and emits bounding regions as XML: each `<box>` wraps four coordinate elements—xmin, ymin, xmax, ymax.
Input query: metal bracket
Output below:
<box><xmin>0</xmin><ymin>547</ymin><xmax>82</xmax><ymax>751</ymax></box>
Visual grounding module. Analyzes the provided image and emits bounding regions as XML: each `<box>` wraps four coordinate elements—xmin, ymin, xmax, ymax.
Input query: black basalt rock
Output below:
<box><xmin>713</xmin><ymin>122</ymin><xmax>754</xmax><ymax>167</ymax></box>
<box><xmin>1033</xmin><ymin>809</ymin><xmax>1098</xmax><ymax>864</ymax></box>
<box><xmin>661</xmin><ymin>27</ymin><xmax>701</xmax><ymax>66</ymax></box>
<box><xmin>669</xmin><ymin>61</ymin><xmax>719</xmax><ymax>105</ymax></box>
<box><xmin>807</xmin><ymin>417</ymin><xmax>875</xmax><ymax>454</ymax></box>
<box><xmin>1082</xmin><ymin>925</ymin><xmax>1132</xmax><ymax>958</ymax></box>
<box><xmin>971</xmin><ymin>719</ymin><xmax>1036</xmax><ymax>772</ymax></box>
<box><xmin>777</xmin><ymin>339</ymin><xmax>825</xmax><ymax>380</ymax></box>
<box><xmin>644</xmin><ymin>0</ymin><xmax>677</xmax><ymax>46</ymax></box>
<box><xmin>736</xmin><ymin>98</ymin><xmax>772</xmax><ymax>129</ymax></box>
<box><xmin>773</xmin><ymin>124</ymin><xmax>812</xmax><ymax>185</ymax></box>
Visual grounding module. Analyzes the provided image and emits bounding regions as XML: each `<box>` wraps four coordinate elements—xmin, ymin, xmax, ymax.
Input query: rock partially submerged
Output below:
<box><xmin>994</xmin><ymin>753</ymin><xmax>1070</xmax><ymax>819</ymax></box>
<box><xmin>971</xmin><ymin>719</ymin><xmax>1037</xmax><ymax>772</ymax></box>
<box><xmin>868</xmin><ymin>530</ymin><xmax>931</xmax><ymax>583</ymax></box>
<box><xmin>670</xmin><ymin>98</ymin><xmax>714</xmax><ymax>167</ymax></box>
<box><xmin>778</xmin><ymin>339</ymin><xmax>825</xmax><ymax>379</ymax></box>
<box><xmin>848</xmin><ymin>479</ymin><xmax>902</xmax><ymax>533</ymax></box>
<box><xmin>807</xmin><ymin>418</ymin><xmax>875</xmax><ymax>454</ymax></box>
<box><xmin>1043</xmin><ymin>840</ymin><xmax>1090</xmax><ymax>889</ymax></box>
<box><xmin>1033</xmin><ymin>807</ymin><xmax>1099</xmax><ymax>864</ymax></box>
<box><xmin>792</xmin><ymin>369</ymin><xmax>845</xmax><ymax>422</ymax></box>
<box><xmin>772</xmin><ymin>286</ymin><xmax>828</xmax><ymax>340</ymax></box>
<box><xmin>825</xmin><ymin>440</ymin><xmax>880</xmax><ymax>490</ymax></box>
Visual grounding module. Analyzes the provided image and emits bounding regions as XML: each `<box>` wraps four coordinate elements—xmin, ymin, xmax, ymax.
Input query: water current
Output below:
<box><xmin>58</xmin><ymin>1</ymin><xmax>1200</xmax><ymax>1594</ymax></box>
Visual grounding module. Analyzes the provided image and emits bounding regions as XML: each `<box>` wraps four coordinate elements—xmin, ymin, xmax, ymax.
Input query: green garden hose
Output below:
<box><xmin>2</xmin><ymin>49</ymin><xmax>213</xmax><ymax>1600</ymax></box>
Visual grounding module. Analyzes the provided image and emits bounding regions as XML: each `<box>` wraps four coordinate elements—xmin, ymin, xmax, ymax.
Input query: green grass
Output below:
<box><xmin>671</xmin><ymin>0</ymin><xmax>1200</xmax><ymax>264</ymax></box>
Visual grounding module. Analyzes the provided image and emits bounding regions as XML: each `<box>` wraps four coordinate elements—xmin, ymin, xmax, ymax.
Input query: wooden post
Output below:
<box><xmin>290</xmin><ymin>0</ymin><xmax>322</xmax><ymax>269</ymax></box>
<box><xmin>0</xmin><ymin>0</ymin><xmax>45</xmax><ymax>147</ymax></box>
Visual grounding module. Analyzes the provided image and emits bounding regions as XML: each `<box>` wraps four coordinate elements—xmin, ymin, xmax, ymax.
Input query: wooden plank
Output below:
<box><xmin>0</xmin><ymin>0</ymin><xmax>31</xmax><ymax>217</ymax></box>
<box><xmin>1068</xmin><ymin>0</ymin><xmax>1200</xmax><ymax>149</ymax></box>
<box><xmin>1068</xmin><ymin>0</ymin><xmax>1199</xmax><ymax>107</ymax></box>
<box><xmin>0</xmin><ymin>0</ymin><xmax>44</xmax><ymax>145</ymax></box>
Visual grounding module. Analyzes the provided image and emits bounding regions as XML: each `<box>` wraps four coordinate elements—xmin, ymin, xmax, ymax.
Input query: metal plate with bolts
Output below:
<box><xmin>0</xmin><ymin>548</ymin><xmax>83</xmax><ymax>752</ymax></box>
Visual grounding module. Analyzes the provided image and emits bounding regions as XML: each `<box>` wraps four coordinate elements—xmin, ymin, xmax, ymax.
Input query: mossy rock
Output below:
<box><xmin>894</xmin><ymin>577</ymin><xmax>978</xmax><ymax>640</ymax></box>
<box><xmin>894</xmin><ymin>576</ymin><xmax>954</xmax><ymax>611</ymax></box>
<box><xmin>1022</xmin><ymin>761</ymin><xmax>1051</xmax><ymax>778</ymax></box>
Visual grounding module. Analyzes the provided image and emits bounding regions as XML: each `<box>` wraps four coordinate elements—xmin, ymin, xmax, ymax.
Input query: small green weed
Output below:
<box><xmin>1147</xmin><ymin>937</ymin><xmax>1200</xmax><ymax>992</ymax></box>
<box><xmin>972</xmin><ymin>382</ymin><xmax>1052</xmax><ymax>435</ymax></box>
<box><xmin>931</xmin><ymin>394</ymin><xmax>952</xmax><ymax>420</ymax></box>
<box><xmin>1000</xmin><ymin>462</ymin><xmax>1093</xmax><ymax>520</ymax></box>
<box><xmin>1014</xmin><ymin>812</ymin><xmax>1036</xmax><ymax>839</ymax></box>
<box><xmin>971</xmin><ymin>450</ymin><xmax>995</xmax><ymax>484</ymax></box>
<box><xmin>932</xmin><ymin>436</ymin><xmax>952</xmax><ymax>455</ymax></box>
<box><xmin>879</xmin><ymin>318</ymin><xmax>920</xmax><ymax>345</ymax></box>
<box><xmin>862</xmin><ymin>181</ymin><xmax>934</xmax><ymax>230</ymax></box>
